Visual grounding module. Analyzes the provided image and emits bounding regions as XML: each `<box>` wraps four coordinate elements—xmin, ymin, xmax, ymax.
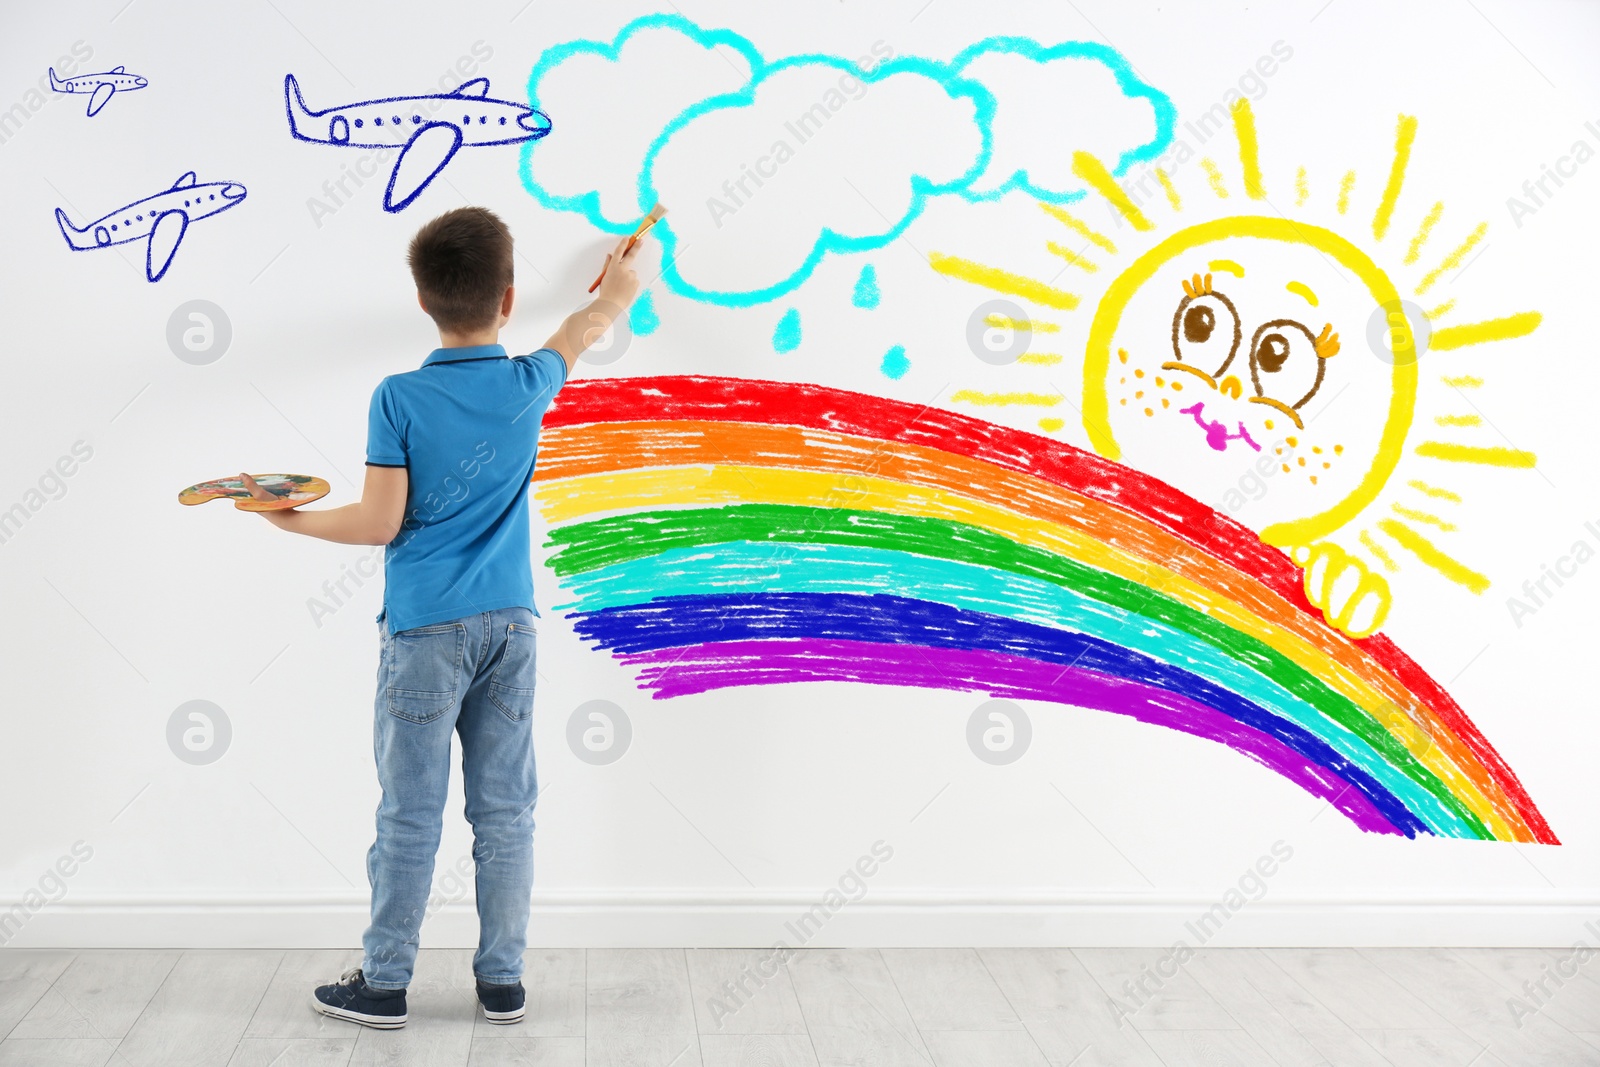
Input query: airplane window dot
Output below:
<box><xmin>412</xmin><ymin>115</ymin><xmax>421</xmax><ymax>123</ymax></box>
<box><xmin>373</xmin><ymin>117</ymin><xmax>383</xmax><ymax>126</ymax></box>
<box><xmin>209</xmin><ymin>194</ymin><xmax>215</xmax><ymax>200</ymax></box>
<box><xmin>111</xmin><ymin>224</ymin><xmax>117</xmax><ymax>231</ymax></box>
<box><xmin>391</xmin><ymin>116</ymin><xmax>400</xmax><ymax>124</ymax></box>
<box><xmin>354</xmin><ymin>119</ymin><xmax>363</xmax><ymax>128</ymax></box>
<box><xmin>184</xmin><ymin>200</ymin><xmax>189</xmax><ymax>206</ymax></box>
<box><xmin>479</xmin><ymin>116</ymin><xmax>487</xmax><ymax>124</ymax></box>
<box><xmin>136</xmin><ymin>214</ymin><xmax>143</xmax><ymax>221</ymax></box>
<box><xmin>498</xmin><ymin>117</ymin><xmax>506</xmax><ymax>125</ymax></box>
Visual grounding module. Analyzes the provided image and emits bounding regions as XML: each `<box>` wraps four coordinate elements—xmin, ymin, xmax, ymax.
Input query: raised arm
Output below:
<box><xmin>245</xmin><ymin>464</ymin><xmax>408</xmax><ymax>546</ymax></box>
<box><xmin>542</xmin><ymin>233</ymin><xmax>647</xmax><ymax>374</ymax></box>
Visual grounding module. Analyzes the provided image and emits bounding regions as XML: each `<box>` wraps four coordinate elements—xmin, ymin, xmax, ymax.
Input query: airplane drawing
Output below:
<box><xmin>55</xmin><ymin>171</ymin><xmax>247</xmax><ymax>283</ymax></box>
<box><xmin>284</xmin><ymin>74</ymin><xmax>553</xmax><ymax>212</ymax></box>
<box><xmin>48</xmin><ymin>66</ymin><xmax>149</xmax><ymax>117</ymax></box>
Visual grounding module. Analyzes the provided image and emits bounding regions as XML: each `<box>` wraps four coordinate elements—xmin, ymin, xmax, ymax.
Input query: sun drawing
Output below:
<box><xmin>929</xmin><ymin>99</ymin><xmax>1542</xmax><ymax>639</ymax></box>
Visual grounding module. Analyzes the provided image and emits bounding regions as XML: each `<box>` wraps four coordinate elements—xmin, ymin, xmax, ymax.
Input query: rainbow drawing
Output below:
<box><xmin>533</xmin><ymin>375</ymin><xmax>1556</xmax><ymax>844</ymax></box>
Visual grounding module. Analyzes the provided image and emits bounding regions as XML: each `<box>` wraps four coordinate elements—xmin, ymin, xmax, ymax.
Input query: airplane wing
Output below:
<box><xmin>384</xmin><ymin>122</ymin><xmax>464</xmax><ymax>213</ymax></box>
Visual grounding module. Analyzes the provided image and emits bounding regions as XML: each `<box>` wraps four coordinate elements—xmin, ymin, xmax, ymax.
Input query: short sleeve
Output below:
<box><xmin>511</xmin><ymin>347</ymin><xmax>570</xmax><ymax>413</ymax></box>
<box><xmin>365</xmin><ymin>378</ymin><xmax>407</xmax><ymax>467</ymax></box>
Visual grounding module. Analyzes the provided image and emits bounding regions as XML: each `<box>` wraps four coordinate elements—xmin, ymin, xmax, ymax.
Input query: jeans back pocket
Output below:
<box><xmin>488</xmin><ymin>621</ymin><xmax>537</xmax><ymax>722</ymax></box>
<box><xmin>386</xmin><ymin>622</ymin><xmax>465</xmax><ymax>724</ymax></box>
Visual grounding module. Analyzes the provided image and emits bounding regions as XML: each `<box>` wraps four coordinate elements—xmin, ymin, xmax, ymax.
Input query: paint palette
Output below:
<box><xmin>178</xmin><ymin>473</ymin><xmax>329</xmax><ymax>512</ymax></box>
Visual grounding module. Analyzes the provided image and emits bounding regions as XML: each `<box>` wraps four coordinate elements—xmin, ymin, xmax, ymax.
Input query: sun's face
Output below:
<box><xmin>1085</xmin><ymin>217</ymin><xmax>1417</xmax><ymax>546</ymax></box>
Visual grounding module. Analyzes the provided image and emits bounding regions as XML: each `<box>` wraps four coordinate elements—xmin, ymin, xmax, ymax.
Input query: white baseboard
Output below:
<box><xmin>6</xmin><ymin>891</ymin><xmax>1600</xmax><ymax>948</ymax></box>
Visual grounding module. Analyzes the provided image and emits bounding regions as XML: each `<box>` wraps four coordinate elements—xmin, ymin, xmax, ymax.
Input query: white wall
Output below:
<box><xmin>2</xmin><ymin>0</ymin><xmax>1598</xmax><ymax>949</ymax></box>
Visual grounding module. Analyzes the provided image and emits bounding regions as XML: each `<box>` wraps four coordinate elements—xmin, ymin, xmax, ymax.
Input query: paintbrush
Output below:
<box><xmin>589</xmin><ymin>202</ymin><xmax>667</xmax><ymax>293</ymax></box>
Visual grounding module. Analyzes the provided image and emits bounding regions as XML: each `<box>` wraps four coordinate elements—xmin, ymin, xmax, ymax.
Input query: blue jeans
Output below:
<box><xmin>361</xmin><ymin>607</ymin><xmax>538</xmax><ymax>990</ymax></box>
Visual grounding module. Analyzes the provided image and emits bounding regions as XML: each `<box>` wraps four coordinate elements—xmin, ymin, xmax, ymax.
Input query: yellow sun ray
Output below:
<box><xmin>1294</xmin><ymin>166</ymin><xmax>1309</xmax><ymax>206</ymax></box>
<box><xmin>1017</xmin><ymin>352</ymin><xmax>1064</xmax><ymax>365</ymax></box>
<box><xmin>1441</xmin><ymin>374</ymin><xmax>1483</xmax><ymax>388</ymax></box>
<box><xmin>950</xmin><ymin>390</ymin><xmax>1063</xmax><ymax>407</ymax></box>
<box><xmin>1071</xmin><ymin>151</ymin><xmax>1154</xmax><ymax>231</ymax></box>
<box><xmin>1155</xmin><ymin>168</ymin><xmax>1182</xmax><ymax>211</ymax></box>
<box><xmin>1415</xmin><ymin>441</ymin><xmax>1537</xmax><ymax>468</ymax></box>
<box><xmin>1200</xmin><ymin>158</ymin><xmax>1230</xmax><ymax>198</ymax></box>
<box><xmin>1038</xmin><ymin>417</ymin><xmax>1065</xmax><ymax>431</ymax></box>
<box><xmin>1430</xmin><ymin>311</ymin><xmax>1541</xmax><ymax>351</ymax></box>
<box><xmin>985</xmin><ymin>315</ymin><xmax>1060</xmax><ymax>333</ymax></box>
<box><xmin>1285</xmin><ymin>281</ymin><xmax>1318</xmax><ymax>306</ymax></box>
<box><xmin>1408</xmin><ymin>479</ymin><xmax>1463</xmax><ymax>503</ymax></box>
<box><xmin>1377</xmin><ymin>518</ymin><xmax>1489</xmax><ymax>593</ymax></box>
<box><xmin>1415</xmin><ymin>222</ymin><xmax>1488</xmax><ymax>295</ymax></box>
<box><xmin>1037</xmin><ymin>202</ymin><xmax>1118</xmax><ymax>255</ymax></box>
<box><xmin>1434</xmin><ymin>414</ymin><xmax>1482</xmax><ymax>427</ymax></box>
<box><xmin>1209</xmin><ymin>259</ymin><xmax>1245</xmax><ymax>277</ymax></box>
<box><xmin>1045</xmin><ymin>241</ymin><xmax>1100</xmax><ymax>272</ymax></box>
<box><xmin>1359</xmin><ymin>529</ymin><xmax>1400</xmax><ymax>572</ymax></box>
<box><xmin>1392</xmin><ymin>502</ymin><xmax>1457</xmax><ymax>531</ymax></box>
<box><xmin>1372</xmin><ymin>114</ymin><xmax>1418</xmax><ymax>241</ymax></box>
<box><xmin>1337</xmin><ymin>170</ymin><xmax>1356</xmax><ymax>214</ymax></box>
<box><xmin>1403</xmin><ymin>201</ymin><xmax>1445</xmax><ymax>265</ymax></box>
<box><xmin>1424</xmin><ymin>299</ymin><xmax>1457</xmax><ymax>321</ymax></box>
<box><xmin>1230</xmin><ymin>98</ymin><xmax>1266</xmax><ymax>199</ymax></box>
<box><xmin>929</xmin><ymin>253</ymin><xmax>1080</xmax><ymax>310</ymax></box>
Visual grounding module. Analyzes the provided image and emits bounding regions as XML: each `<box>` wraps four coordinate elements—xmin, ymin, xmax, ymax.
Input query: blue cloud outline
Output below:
<box><xmin>946</xmin><ymin>36</ymin><xmax>1177</xmax><ymax>204</ymax></box>
<box><xmin>517</xmin><ymin>12</ymin><xmax>764</xmax><ymax>232</ymax></box>
<box><xmin>637</xmin><ymin>51</ymin><xmax>996</xmax><ymax>308</ymax></box>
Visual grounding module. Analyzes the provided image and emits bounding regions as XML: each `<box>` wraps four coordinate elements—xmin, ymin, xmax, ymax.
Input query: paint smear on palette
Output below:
<box><xmin>632</xmin><ymin>290</ymin><xmax>660</xmax><ymax>335</ymax></box>
<box><xmin>531</xmin><ymin>375</ymin><xmax>1558</xmax><ymax>846</ymax></box>
<box><xmin>772</xmin><ymin>308</ymin><xmax>801</xmax><ymax>353</ymax></box>
<box><xmin>853</xmin><ymin>264</ymin><xmax>881</xmax><ymax>309</ymax></box>
<box><xmin>880</xmin><ymin>344</ymin><xmax>910</xmax><ymax>379</ymax></box>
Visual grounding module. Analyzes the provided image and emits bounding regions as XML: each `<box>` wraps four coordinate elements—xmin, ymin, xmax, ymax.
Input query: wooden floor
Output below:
<box><xmin>1</xmin><ymin>947</ymin><xmax>1597</xmax><ymax>1066</ymax></box>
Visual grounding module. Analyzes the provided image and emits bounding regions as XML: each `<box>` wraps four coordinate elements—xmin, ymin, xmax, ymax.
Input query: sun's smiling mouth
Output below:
<box><xmin>1178</xmin><ymin>400</ymin><xmax>1262</xmax><ymax>453</ymax></box>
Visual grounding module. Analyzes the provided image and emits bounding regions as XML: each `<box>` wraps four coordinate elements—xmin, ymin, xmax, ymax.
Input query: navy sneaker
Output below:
<box><xmin>476</xmin><ymin>978</ymin><xmax>525</xmax><ymax>1024</ymax></box>
<box><xmin>312</xmin><ymin>968</ymin><xmax>407</xmax><ymax>1029</ymax></box>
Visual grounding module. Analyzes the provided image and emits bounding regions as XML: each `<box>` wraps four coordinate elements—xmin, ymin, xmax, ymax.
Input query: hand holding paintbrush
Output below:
<box><xmin>589</xmin><ymin>202</ymin><xmax>666</xmax><ymax>293</ymax></box>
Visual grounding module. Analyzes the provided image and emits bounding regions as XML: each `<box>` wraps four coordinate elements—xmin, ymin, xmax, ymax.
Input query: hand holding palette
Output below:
<box><xmin>178</xmin><ymin>472</ymin><xmax>329</xmax><ymax>512</ymax></box>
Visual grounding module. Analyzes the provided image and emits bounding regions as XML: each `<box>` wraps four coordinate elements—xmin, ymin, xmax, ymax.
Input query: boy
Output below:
<box><xmin>241</xmin><ymin>206</ymin><xmax>644</xmax><ymax>1028</ymax></box>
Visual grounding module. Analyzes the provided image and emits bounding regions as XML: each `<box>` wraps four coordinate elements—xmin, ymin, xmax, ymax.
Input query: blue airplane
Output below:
<box><xmin>55</xmin><ymin>171</ymin><xmax>247</xmax><ymax>283</ymax></box>
<box><xmin>284</xmin><ymin>74</ymin><xmax>552</xmax><ymax>212</ymax></box>
<box><xmin>48</xmin><ymin>65</ymin><xmax>149</xmax><ymax>117</ymax></box>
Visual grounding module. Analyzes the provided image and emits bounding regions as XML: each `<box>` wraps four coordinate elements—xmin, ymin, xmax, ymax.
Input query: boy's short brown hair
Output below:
<box><xmin>407</xmin><ymin>207</ymin><xmax>514</xmax><ymax>333</ymax></box>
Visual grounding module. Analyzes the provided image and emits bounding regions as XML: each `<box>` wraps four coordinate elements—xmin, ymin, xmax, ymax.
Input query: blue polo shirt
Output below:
<box><xmin>365</xmin><ymin>344</ymin><xmax>568</xmax><ymax>634</ymax></box>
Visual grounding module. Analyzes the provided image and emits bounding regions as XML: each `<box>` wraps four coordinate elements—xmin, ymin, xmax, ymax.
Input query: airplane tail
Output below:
<box><xmin>47</xmin><ymin>67</ymin><xmax>67</xmax><ymax>92</ymax></box>
<box><xmin>283</xmin><ymin>74</ymin><xmax>316</xmax><ymax>139</ymax></box>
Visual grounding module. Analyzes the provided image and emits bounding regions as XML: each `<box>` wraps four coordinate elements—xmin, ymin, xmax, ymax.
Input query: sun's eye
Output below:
<box><xmin>1170</xmin><ymin>278</ymin><xmax>1241</xmax><ymax>379</ymax></box>
<box><xmin>1248</xmin><ymin>319</ymin><xmax>1327</xmax><ymax>409</ymax></box>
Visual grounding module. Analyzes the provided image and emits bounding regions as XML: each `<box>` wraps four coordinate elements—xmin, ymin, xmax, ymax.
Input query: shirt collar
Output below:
<box><xmin>422</xmin><ymin>344</ymin><xmax>507</xmax><ymax>367</ymax></box>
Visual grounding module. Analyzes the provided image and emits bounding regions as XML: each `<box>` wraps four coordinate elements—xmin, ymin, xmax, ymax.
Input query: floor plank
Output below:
<box><xmin>0</xmin><ymin>1038</ymin><xmax>118</xmax><ymax>1067</ymax></box>
<box><xmin>879</xmin><ymin>949</ymin><xmax>1023</xmax><ymax>1031</ymax></box>
<box><xmin>349</xmin><ymin>949</ymin><xmax>477</xmax><ymax>1067</ymax></box>
<box><xmin>1210</xmin><ymin>949</ymin><xmax>1393</xmax><ymax>1067</ymax></box>
<box><xmin>687</xmin><ymin>949</ymin><xmax>808</xmax><ymax>1036</ymax></box>
<box><xmin>586</xmin><ymin>948</ymin><xmax>700</xmax><ymax>1067</ymax></box>
<box><xmin>1354</xmin><ymin>1028</ymin><xmax>1488</xmax><ymax>1067</ymax></box>
<box><xmin>698</xmin><ymin>1034</ymin><xmax>819</xmax><ymax>1067</ymax></box>
<box><xmin>786</xmin><ymin>949</ymin><xmax>927</xmax><ymax>1067</ymax></box>
<box><xmin>1181</xmin><ymin>950</ymin><xmax>1332</xmax><ymax>1067</ymax></box>
<box><xmin>0</xmin><ymin>951</ymin><xmax>75</xmax><ymax>1041</ymax></box>
<box><xmin>473</xmin><ymin>949</ymin><xmax>585</xmax><ymax>1040</ymax></box>
<box><xmin>1263</xmin><ymin>948</ymin><xmax>1452</xmax><ymax>1030</ymax></box>
<box><xmin>1073</xmin><ymin>947</ymin><xmax>1240</xmax><ymax>1031</ymax></box>
<box><xmin>466</xmin><ymin>1035</ymin><xmax>585</xmax><ymax>1066</ymax></box>
<box><xmin>225</xmin><ymin>1037</ymin><xmax>355</xmax><ymax>1066</ymax></box>
<box><xmin>921</xmin><ymin>1029</ymin><xmax>1051</xmax><ymax>1067</ymax></box>
<box><xmin>1451</xmin><ymin>947</ymin><xmax>1600</xmax><ymax>1036</ymax></box>
<box><xmin>10</xmin><ymin>951</ymin><xmax>179</xmax><ymax>1042</ymax></box>
<box><xmin>113</xmin><ymin>950</ymin><xmax>282</xmax><ymax>1067</ymax></box>
<box><xmin>242</xmin><ymin>949</ymin><xmax>355</xmax><ymax>1041</ymax></box>
<box><xmin>1139</xmin><ymin>1028</ymin><xmax>1280</xmax><ymax>1066</ymax></box>
<box><xmin>976</xmin><ymin>948</ymin><xmax>1165</xmax><ymax>1067</ymax></box>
